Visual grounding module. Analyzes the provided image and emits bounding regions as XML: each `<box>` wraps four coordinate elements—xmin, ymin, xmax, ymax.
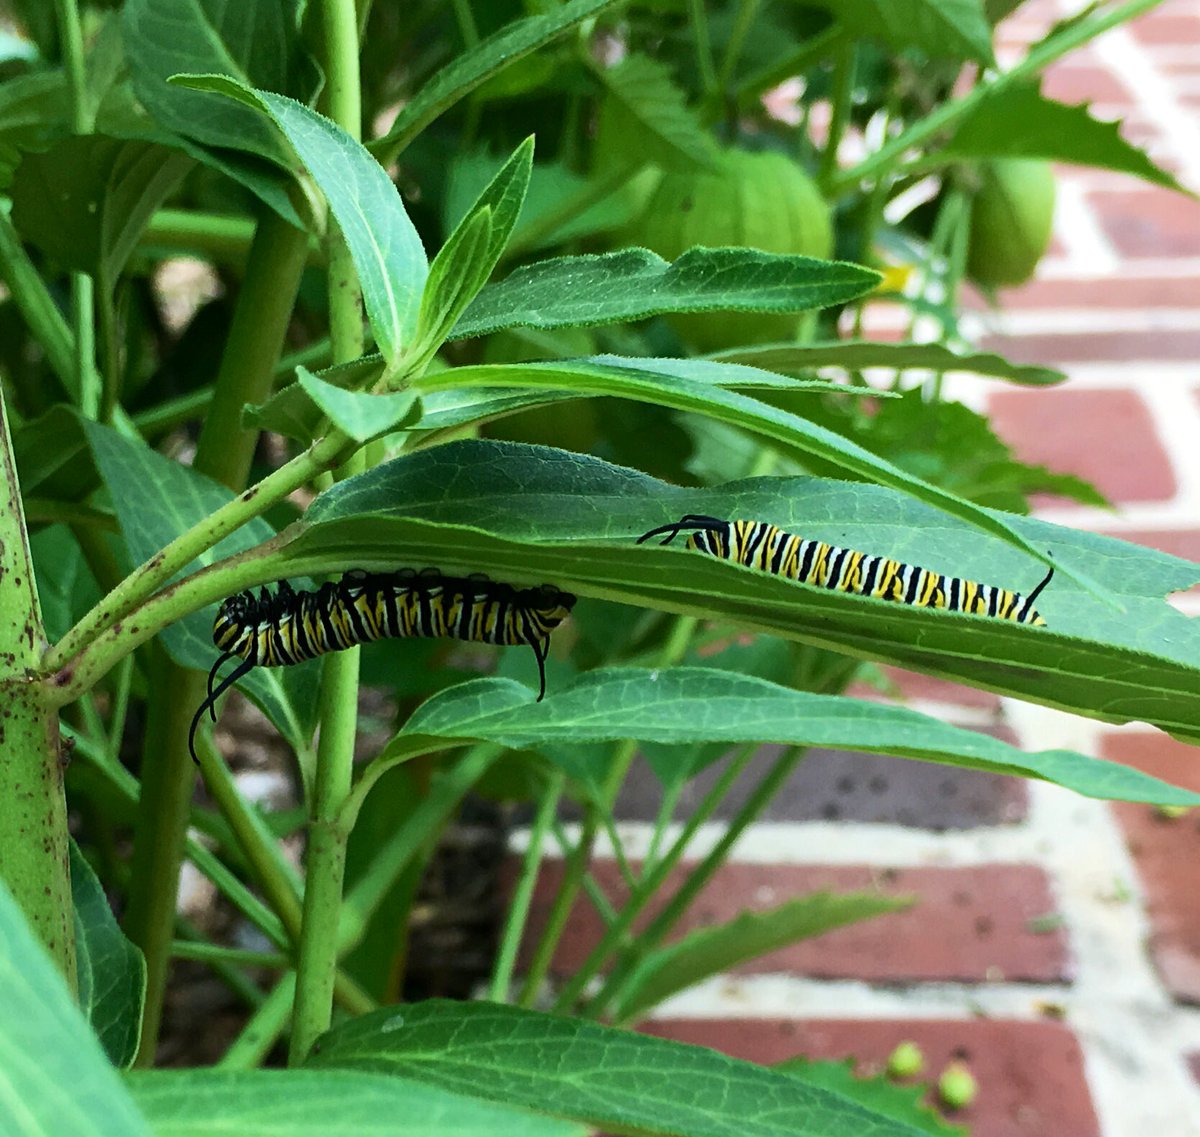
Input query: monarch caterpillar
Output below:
<box><xmin>189</xmin><ymin>568</ymin><xmax>576</xmax><ymax>763</ymax></box>
<box><xmin>638</xmin><ymin>514</ymin><xmax>1052</xmax><ymax>625</ymax></box>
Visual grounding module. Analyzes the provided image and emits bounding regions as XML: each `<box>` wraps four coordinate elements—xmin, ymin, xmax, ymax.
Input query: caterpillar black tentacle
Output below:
<box><xmin>189</xmin><ymin>569</ymin><xmax>576</xmax><ymax>763</ymax></box>
<box><xmin>638</xmin><ymin>515</ymin><xmax>1052</xmax><ymax>625</ymax></box>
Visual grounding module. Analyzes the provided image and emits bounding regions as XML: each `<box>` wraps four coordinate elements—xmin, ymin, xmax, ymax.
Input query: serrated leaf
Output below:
<box><xmin>174</xmin><ymin>76</ymin><xmax>429</xmax><ymax>361</ymax></box>
<box><xmin>807</xmin><ymin>0</ymin><xmax>994</xmax><ymax>63</ymax></box>
<box><xmin>595</xmin><ymin>53</ymin><xmax>717</xmax><ymax>173</ymax></box>
<box><xmin>451</xmin><ymin>248</ymin><xmax>881</xmax><ymax>339</ymax></box>
<box><xmin>0</xmin><ymin>876</ymin><xmax>151</xmax><ymax>1137</ymax></box>
<box><xmin>80</xmin><ymin>419</ymin><xmax>319</xmax><ymax>750</ymax></box>
<box><xmin>274</xmin><ymin>440</ymin><xmax>1200</xmax><ymax>742</ymax></box>
<box><xmin>308</xmin><ymin>1000</ymin><xmax>928</xmax><ymax>1137</ymax></box>
<box><xmin>781</xmin><ymin>1061</ymin><xmax>964</xmax><ymax>1137</ymax></box>
<box><xmin>11</xmin><ymin>134</ymin><xmax>191</xmax><ymax>288</ymax></box>
<box><xmin>940</xmin><ymin>82</ymin><xmax>1190</xmax><ymax>192</ymax></box>
<box><xmin>127</xmin><ymin>1068</ymin><xmax>583</xmax><ymax>1137</ymax></box>
<box><xmin>70</xmin><ymin>842</ymin><xmax>144</xmax><ymax>1069</ymax></box>
<box><xmin>370</xmin><ymin>0</ymin><xmax>623</xmax><ymax>160</ymax></box>
<box><xmin>613</xmin><ymin>891</ymin><xmax>910</xmax><ymax>1021</ymax></box>
<box><xmin>296</xmin><ymin>366</ymin><xmax>419</xmax><ymax>444</ymax></box>
<box><xmin>711</xmin><ymin>341</ymin><xmax>1065</xmax><ymax>386</ymax></box>
<box><xmin>393</xmin><ymin>669</ymin><xmax>1199</xmax><ymax>806</ymax></box>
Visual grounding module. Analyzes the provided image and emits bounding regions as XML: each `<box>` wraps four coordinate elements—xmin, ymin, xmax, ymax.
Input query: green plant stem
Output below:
<box><xmin>733</xmin><ymin>25</ymin><xmax>844</xmax><ymax>111</ymax></box>
<box><xmin>0</xmin><ymin>208</ymin><xmax>75</xmax><ymax>396</ymax></box>
<box><xmin>717</xmin><ymin>0</ymin><xmax>761</xmax><ymax>92</ymax></box>
<box><xmin>818</xmin><ymin>40</ymin><xmax>854</xmax><ymax>192</ymax></box>
<box><xmin>171</xmin><ymin>942</ymin><xmax>291</xmax><ymax>969</ymax></box>
<box><xmin>598</xmin><ymin>747</ymin><xmax>809</xmax><ymax>1023</ymax></box>
<box><xmin>217</xmin><ymin>973</ymin><xmax>297</xmax><ymax>1070</ymax></box>
<box><xmin>551</xmin><ymin>741</ymin><xmax>760</xmax><ymax>1014</ymax></box>
<box><xmin>489</xmin><ymin>770</ymin><xmax>564</xmax><ymax>1002</ymax></box>
<box><xmin>688</xmin><ymin>0</ymin><xmax>718</xmax><ymax>98</ymax></box>
<box><xmin>451</xmin><ymin>0</ymin><xmax>479</xmax><ymax>47</ymax></box>
<box><xmin>289</xmin><ymin>0</ymin><xmax>367</xmax><ymax>1065</ymax></box>
<box><xmin>0</xmin><ymin>385</ymin><xmax>75</xmax><ymax>986</ymax></box>
<box><xmin>831</xmin><ymin>0</ymin><xmax>1165</xmax><ymax>195</ymax></box>
<box><xmin>553</xmin><ymin>820</ymin><xmax>619</xmax><ymax>923</ymax></box>
<box><xmin>141</xmin><ymin>208</ymin><xmax>257</xmax><ymax>264</ymax></box>
<box><xmin>642</xmin><ymin>776</ymin><xmax>683</xmax><ymax>880</ymax></box>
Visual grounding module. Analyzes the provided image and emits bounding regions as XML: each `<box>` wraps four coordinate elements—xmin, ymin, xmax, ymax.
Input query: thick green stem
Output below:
<box><xmin>0</xmin><ymin>386</ymin><xmax>75</xmax><ymax>986</ymax></box>
<box><xmin>288</xmin><ymin>0</ymin><xmax>366</xmax><ymax>1066</ymax></box>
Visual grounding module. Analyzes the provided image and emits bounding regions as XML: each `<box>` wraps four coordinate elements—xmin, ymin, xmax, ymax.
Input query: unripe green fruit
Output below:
<box><xmin>628</xmin><ymin>149</ymin><xmax>833</xmax><ymax>351</ymax></box>
<box><xmin>886</xmin><ymin>1040</ymin><xmax>926</xmax><ymax>1079</ymax></box>
<box><xmin>967</xmin><ymin>159</ymin><xmax>1057</xmax><ymax>288</ymax></box>
<box><xmin>937</xmin><ymin>1060</ymin><xmax>979</xmax><ymax>1110</ymax></box>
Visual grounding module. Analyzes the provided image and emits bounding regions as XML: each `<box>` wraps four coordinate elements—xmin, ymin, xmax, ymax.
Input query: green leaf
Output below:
<box><xmin>369</xmin><ymin>0</ymin><xmax>623</xmax><ymax>160</ymax></box>
<box><xmin>940</xmin><ymin>82</ymin><xmax>1191</xmax><ymax>192</ymax></box>
<box><xmin>452</xmin><ymin>247</ymin><xmax>881</xmax><ymax>339</ymax></box>
<box><xmin>711</xmin><ymin>340</ymin><xmax>1065</xmax><ymax>386</ymax></box>
<box><xmin>0</xmin><ymin>875</ymin><xmax>152</xmax><ymax>1136</ymax></box>
<box><xmin>415</xmin><ymin>206</ymin><xmax>495</xmax><ymax>356</ymax></box>
<box><xmin>30</xmin><ymin>527</ymin><xmax>102</xmax><ymax>644</ymax></box>
<box><xmin>613</xmin><ymin>892</ymin><xmax>910</xmax><ymax>1021</ymax></box>
<box><xmin>80</xmin><ymin>420</ymin><xmax>320</xmax><ymax>750</ymax></box>
<box><xmin>278</xmin><ymin>440</ymin><xmax>1200</xmax><ymax>742</ymax></box>
<box><xmin>807</xmin><ymin>0</ymin><xmax>994</xmax><ymax>63</ymax></box>
<box><xmin>594</xmin><ymin>54</ymin><xmax>717</xmax><ymax>173</ymax></box>
<box><xmin>394</xmin><ymin>670</ymin><xmax>1199</xmax><ymax>806</ymax></box>
<box><xmin>11</xmin><ymin>134</ymin><xmax>192</xmax><ymax>289</ymax></box>
<box><xmin>12</xmin><ymin>405</ymin><xmax>97</xmax><ymax>503</ymax></box>
<box><xmin>296</xmin><ymin>366</ymin><xmax>419</xmax><ymax>444</ymax></box>
<box><xmin>308</xmin><ymin>1000</ymin><xmax>928</xmax><ymax>1137</ymax></box>
<box><xmin>780</xmin><ymin>1061</ymin><xmax>964</xmax><ymax>1137</ymax></box>
<box><xmin>127</xmin><ymin>1068</ymin><xmax>584</xmax><ymax>1137</ymax></box>
<box><xmin>121</xmin><ymin>0</ymin><xmax>315</xmax><ymax>222</ymax></box>
<box><xmin>70</xmin><ymin>843</ymin><xmax>145</xmax><ymax>1069</ymax></box>
<box><xmin>174</xmin><ymin>76</ymin><xmax>429</xmax><ymax>361</ymax></box>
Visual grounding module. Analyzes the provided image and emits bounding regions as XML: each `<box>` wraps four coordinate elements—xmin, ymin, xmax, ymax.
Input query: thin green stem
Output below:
<box><xmin>818</xmin><ymin>41</ymin><xmax>854</xmax><ymax>192</ymax></box>
<box><xmin>217</xmin><ymin>973</ymin><xmax>297</xmax><ymax>1070</ymax></box>
<box><xmin>733</xmin><ymin>25</ymin><xmax>844</xmax><ymax>111</ymax></box>
<box><xmin>688</xmin><ymin>0</ymin><xmax>718</xmax><ymax>98</ymax></box>
<box><xmin>489</xmin><ymin>771</ymin><xmax>564</xmax><ymax>1002</ymax></box>
<box><xmin>552</xmin><ymin>820</ymin><xmax>619</xmax><ymax>924</ymax></box>
<box><xmin>642</xmin><ymin>777</ymin><xmax>683</xmax><ymax>880</ymax></box>
<box><xmin>451</xmin><ymin>0</ymin><xmax>479</xmax><ymax>48</ymax></box>
<box><xmin>717</xmin><ymin>0</ymin><xmax>761</xmax><ymax>92</ymax></box>
<box><xmin>171</xmin><ymin>942</ymin><xmax>291</xmax><ymax>969</ymax></box>
<box><xmin>600</xmin><ymin>748</ymin><xmax>809</xmax><ymax>1023</ymax></box>
<box><xmin>832</xmin><ymin>0</ymin><xmax>1165</xmax><ymax>195</ymax></box>
<box><xmin>551</xmin><ymin>742</ymin><xmax>760</xmax><ymax>1014</ymax></box>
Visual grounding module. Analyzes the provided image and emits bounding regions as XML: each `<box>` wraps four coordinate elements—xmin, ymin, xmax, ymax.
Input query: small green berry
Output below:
<box><xmin>886</xmin><ymin>1040</ymin><xmax>925</xmax><ymax>1079</ymax></box>
<box><xmin>938</xmin><ymin>1061</ymin><xmax>978</xmax><ymax>1110</ymax></box>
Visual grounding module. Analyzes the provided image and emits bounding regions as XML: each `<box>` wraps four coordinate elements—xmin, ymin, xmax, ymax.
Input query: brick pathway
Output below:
<box><xmin>512</xmin><ymin>2</ymin><xmax>1200</xmax><ymax>1133</ymax></box>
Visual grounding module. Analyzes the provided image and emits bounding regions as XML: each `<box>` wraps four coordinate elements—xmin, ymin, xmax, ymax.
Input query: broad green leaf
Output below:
<box><xmin>121</xmin><ymin>0</ymin><xmax>314</xmax><ymax>222</ymax></box>
<box><xmin>780</xmin><ymin>1061</ymin><xmax>964</xmax><ymax>1137</ymax></box>
<box><xmin>612</xmin><ymin>891</ymin><xmax>910</xmax><ymax>1021</ymax></box>
<box><xmin>807</xmin><ymin>0</ymin><xmax>994</xmax><ymax>63</ymax></box>
<box><xmin>0</xmin><ymin>876</ymin><xmax>151</xmax><ymax>1137</ymax></box>
<box><xmin>370</xmin><ymin>0</ymin><xmax>623</xmax><ymax>161</ymax></box>
<box><xmin>451</xmin><ymin>248</ymin><xmax>881</xmax><ymax>340</ymax></box>
<box><xmin>30</xmin><ymin>527</ymin><xmax>102</xmax><ymax>644</ymax></box>
<box><xmin>127</xmin><ymin>1068</ymin><xmax>583</xmax><ymax>1137</ymax></box>
<box><xmin>80</xmin><ymin>420</ymin><xmax>319</xmax><ymax>750</ymax></box>
<box><xmin>175</xmin><ymin>76</ymin><xmax>429</xmax><ymax>361</ymax></box>
<box><xmin>594</xmin><ymin>53</ymin><xmax>717</xmax><ymax>173</ymax></box>
<box><xmin>296</xmin><ymin>366</ymin><xmax>419</xmax><ymax>444</ymax></box>
<box><xmin>940</xmin><ymin>82</ymin><xmax>1190</xmax><ymax>192</ymax></box>
<box><xmin>70</xmin><ymin>843</ymin><xmax>144</xmax><ymax>1069</ymax></box>
<box><xmin>394</xmin><ymin>670</ymin><xmax>1200</xmax><ymax>805</ymax></box>
<box><xmin>11</xmin><ymin>134</ymin><xmax>192</xmax><ymax>288</ymax></box>
<box><xmin>416</xmin><ymin>356</ymin><xmax>1059</xmax><ymax>568</ymax></box>
<box><xmin>711</xmin><ymin>340</ymin><xmax>1065</xmax><ymax>386</ymax></box>
<box><xmin>278</xmin><ymin>440</ymin><xmax>1200</xmax><ymax>742</ymax></box>
<box><xmin>13</xmin><ymin>406</ymin><xmax>99</xmax><ymax>504</ymax></box>
<box><xmin>308</xmin><ymin>1000</ymin><xmax>928</xmax><ymax>1137</ymax></box>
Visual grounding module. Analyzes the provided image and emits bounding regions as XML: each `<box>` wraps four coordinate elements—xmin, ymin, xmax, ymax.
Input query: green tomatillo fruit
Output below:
<box><xmin>966</xmin><ymin>158</ymin><xmax>1057</xmax><ymax>288</ymax></box>
<box><xmin>628</xmin><ymin>148</ymin><xmax>833</xmax><ymax>351</ymax></box>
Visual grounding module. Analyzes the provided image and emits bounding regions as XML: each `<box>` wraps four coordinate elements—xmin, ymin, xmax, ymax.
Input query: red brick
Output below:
<box><xmin>979</xmin><ymin>329</ymin><xmax>1200</xmax><ymax>365</ymax></box>
<box><xmin>1105</xmin><ymin>732</ymin><xmax>1200</xmax><ymax>1003</ymax></box>
<box><xmin>1093</xmin><ymin>188</ymin><xmax>1200</xmax><ymax>258</ymax></box>
<box><xmin>967</xmin><ymin>276</ymin><xmax>1200</xmax><ymax>310</ymax></box>
<box><xmin>1095</xmin><ymin>529</ymin><xmax>1200</xmax><ymax>567</ymax></box>
<box><xmin>847</xmin><ymin>665</ymin><xmax>1004</xmax><ymax>711</ymax></box>
<box><xmin>1041</xmin><ymin>62</ymin><xmax>1133</xmax><ymax>107</ymax></box>
<box><xmin>643</xmin><ymin>1018</ymin><xmax>1101</xmax><ymax>1137</ymax></box>
<box><xmin>986</xmin><ymin>388</ymin><xmax>1176</xmax><ymax>504</ymax></box>
<box><xmin>1131</xmin><ymin>12</ymin><xmax>1200</xmax><ymax>45</ymax></box>
<box><xmin>514</xmin><ymin>861</ymin><xmax>1070</xmax><ymax>983</ymax></box>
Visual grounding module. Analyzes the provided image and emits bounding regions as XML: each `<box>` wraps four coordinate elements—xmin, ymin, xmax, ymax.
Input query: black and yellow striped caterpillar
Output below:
<box><xmin>638</xmin><ymin>514</ymin><xmax>1052</xmax><ymax>625</ymax></box>
<box><xmin>189</xmin><ymin>568</ymin><xmax>576</xmax><ymax>762</ymax></box>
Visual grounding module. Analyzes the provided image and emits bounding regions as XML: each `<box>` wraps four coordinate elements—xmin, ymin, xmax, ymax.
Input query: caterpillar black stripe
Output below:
<box><xmin>189</xmin><ymin>568</ymin><xmax>576</xmax><ymax>763</ymax></box>
<box><xmin>638</xmin><ymin>514</ymin><xmax>1051</xmax><ymax>625</ymax></box>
